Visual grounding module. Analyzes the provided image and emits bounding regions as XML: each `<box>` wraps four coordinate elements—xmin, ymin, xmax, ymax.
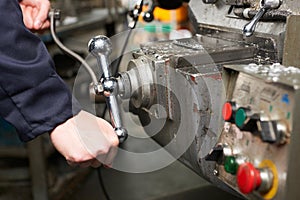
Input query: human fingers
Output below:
<box><xmin>97</xmin><ymin>118</ymin><xmax>119</xmax><ymax>147</ymax></box>
<box><xmin>95</xmin><ymin>118</ymin><xmax>119</xmax><ymax>166</ymax></box>
<box><xmin>21</xmin><ymin>5</ymin><xmax>34</xmax><ymax>29</ymax></box>
<box><xmin>33</xmin><ymin>0</ymin><xmax>50</xmax><ymax>29</ymax></box>
<box><xmin>103</xmin><ymin>145</ymin><xmax>118</xmax><ymax>167</ymax></box>
<box><xmin>40</xmin><ymin>20</ymin><xmax>50</xmax><ymax>30</ymax></box>
<box><xmin>50</xmin><ymin>111</ymin><xmax>120</xmax><ymax>168</ymax></box>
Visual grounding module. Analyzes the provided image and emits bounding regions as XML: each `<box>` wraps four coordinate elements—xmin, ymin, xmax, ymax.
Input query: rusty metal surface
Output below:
<box><xmin>137</xmin><ymin>36</ymin><xmax>257</xmax><ymax>65</ymax></box>
<box><xmin>188</xmin><ymin>0</ymin><xmax>297</xmax><ymax>63</ymax></box>
<box><xmin>124</xmin><ymin>40</ymin><xmax>300</xmax><ymax>199</ymax></box>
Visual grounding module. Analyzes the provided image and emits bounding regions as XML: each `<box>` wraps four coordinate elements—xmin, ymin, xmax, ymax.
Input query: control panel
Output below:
<box><xmin>206</xmin><ymin>63</ymin><xmax>300</xmax><ymax>200</ymax></box>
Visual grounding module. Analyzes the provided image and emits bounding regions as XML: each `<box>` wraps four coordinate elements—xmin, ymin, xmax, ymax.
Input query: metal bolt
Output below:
<box><xmin>213</xmin><ymin>169</ymin><xmax>219</xmax><ymax>176</ymax></box>
<box><xmin>94</xmin><ymin>83</ymin><xmax>104</xmax><ymax>94</ymax></box>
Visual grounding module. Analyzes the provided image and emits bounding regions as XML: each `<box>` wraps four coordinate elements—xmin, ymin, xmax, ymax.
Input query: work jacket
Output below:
<box><xmin>0</xmin><ymin>0</ymin><xmax>81</xmax><ymax>141</ymax></box>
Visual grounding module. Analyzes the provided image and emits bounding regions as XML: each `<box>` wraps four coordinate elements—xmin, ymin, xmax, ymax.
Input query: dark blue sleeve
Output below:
<box><xmin>0</xmin><ymin>0</ymin><xmax>81</xmax><ymax>141</ymax></box>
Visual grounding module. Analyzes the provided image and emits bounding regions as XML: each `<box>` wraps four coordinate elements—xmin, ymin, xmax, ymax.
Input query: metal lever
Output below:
<box><xmin>88</xmin><ymin>36</ymin><xmax>128</xmax><ymax>143</ymax></box>
<box><xmin>49</xmin><ymin>10</ymin><xmax>127</xmax><ymax>143</ymax></box>
<box><xmin>202</xmin><ymin>0</ymin><xmax>218</xmax><ymax>4</ymax></box>
<box><xmin>128</xmin><ymin>0</ymin><xmax>144</xmax><ymax>29</ymax></box>
<box><xmin>243</xmin><ymin>0</ymin><xmax>282</xmax><ymax>37</ymax></box>
<box><xmin>242</xmin><ymin>6</ymin><xmax>267</xmax><ymax>37</ymax></box>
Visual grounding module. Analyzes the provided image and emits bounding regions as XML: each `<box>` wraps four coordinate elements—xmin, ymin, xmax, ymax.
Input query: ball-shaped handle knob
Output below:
<box><xmin>88</xmin><ymin>35</ymin><xmax>112</xmax><ymax>55</ymax></box>
<box><xmin>143</xmin><ymin>11</ymin><xmax>154</xmax><ymax>22</ymax></box>
<box><xmin>115</xmin><ymin>128</ymin><xmax>128</xmax><ymax>144</ymax></box>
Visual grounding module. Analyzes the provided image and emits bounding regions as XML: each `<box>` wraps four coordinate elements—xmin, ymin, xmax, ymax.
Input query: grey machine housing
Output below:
<box><xmin>93</xmin><ymin>0</ymin><xmax>300</xmax><ymax>199</ymax></box>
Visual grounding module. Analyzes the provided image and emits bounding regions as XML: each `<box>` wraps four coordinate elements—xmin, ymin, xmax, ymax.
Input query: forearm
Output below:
<box><xmin>0</xmin><ymin>0</ymin><xmax>81</xmax><ymax>141</ymax></box>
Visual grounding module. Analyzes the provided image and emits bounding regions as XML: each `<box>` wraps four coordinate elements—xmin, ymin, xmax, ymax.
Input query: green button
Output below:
<box><xmin>224</xmin><ymin>156</ymin><xmax>238</xmax><ymax>175</ymax></box>
<box><xmin>235</xmin><ymin>108</ymin><xmax>247</xmax><ymax>128</ymax></box>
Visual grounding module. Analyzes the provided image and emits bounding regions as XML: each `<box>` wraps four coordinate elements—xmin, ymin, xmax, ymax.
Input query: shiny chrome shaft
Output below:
<box><xmin>88</xmin><ymin>35</ymin><xmax>128</xmax><ymax>143</ymax></box>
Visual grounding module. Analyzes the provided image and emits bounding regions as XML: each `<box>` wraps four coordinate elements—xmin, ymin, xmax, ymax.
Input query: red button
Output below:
<box><xmin>237</xmin><ymin>162</ymin><xmax>262</xmax><ymax>194</ymax></box>
<box><xmin>222</xmin><ymin>102</ymin><xmax>233</xmax><ymax>121</ymax></box>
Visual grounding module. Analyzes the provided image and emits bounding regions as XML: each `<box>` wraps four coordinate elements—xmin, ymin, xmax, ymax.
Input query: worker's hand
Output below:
<box><xmin>49</xmin><ymin>111</ymin><xmax>119</xmax><ymax>168</ymax></box>
<box><xmin>19</xmin><ymin>0</ymin><xmax>50</xmax><ymax>31</ymax></box>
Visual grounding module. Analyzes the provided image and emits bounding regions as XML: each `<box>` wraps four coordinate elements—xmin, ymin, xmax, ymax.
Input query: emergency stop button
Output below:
<box><xmin>237</xmin><ymin>162</ymin><xmax>274</xmax><ymax>195</ymax></box>
<box><xmin>237</xmin><ymin>162</ymin><xmax>261</xmax><ymax>194</ymax></box>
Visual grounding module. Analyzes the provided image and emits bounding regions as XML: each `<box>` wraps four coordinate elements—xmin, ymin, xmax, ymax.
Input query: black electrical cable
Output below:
<box><xmin>97</xmin><ymin>167</ymin><xmax>111</xmax><ymax>200</ymax></box>
<box><xmin>114</xmin><ymin>29</ymin><xmax>133</xmax><ymax>75</ymax></box>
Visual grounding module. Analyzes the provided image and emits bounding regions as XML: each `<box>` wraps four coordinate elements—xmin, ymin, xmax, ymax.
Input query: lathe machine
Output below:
<box><xmin>50</xmin><ymin>0</ymin><xmax>300</xmax><ymax>199</ymax></box>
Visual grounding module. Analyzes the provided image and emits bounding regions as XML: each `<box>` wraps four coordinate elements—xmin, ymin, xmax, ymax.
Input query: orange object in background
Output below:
<box><xmin>135</xmin><ymin>3</ymin><xmax>192</xmax><ymax>43</ymax></box>
<box><xmin>154</xmin><ymin>4</ymin><xmax>188</xmax><ymax>24</ymax></box>
<box><xmin>139</xmin><ymin>4</ymin><xmax>190</xmax><ymax>30</ymax></box>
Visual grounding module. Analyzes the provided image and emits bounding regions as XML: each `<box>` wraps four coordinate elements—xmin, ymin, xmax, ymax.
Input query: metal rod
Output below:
<box><xmin>49</xmin><ymin>9</ymin><xmax>98</xmax><ymax>85</ymax></box>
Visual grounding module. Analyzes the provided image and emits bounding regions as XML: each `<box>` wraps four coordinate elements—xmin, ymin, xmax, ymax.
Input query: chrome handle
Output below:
<box><xmin>243</xmin><ymin>6</ymin><xmax>267</xmax><ymax>37</ymax></box>
<box><xmin>243</xmin><ymin>0</ymin><xmax>282</xmax><ymax>37</ymax></box>
<box><xmin>88</xmin><ymin>36</ymin><xmax>128</xmax><ymax>143</ymax></box>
